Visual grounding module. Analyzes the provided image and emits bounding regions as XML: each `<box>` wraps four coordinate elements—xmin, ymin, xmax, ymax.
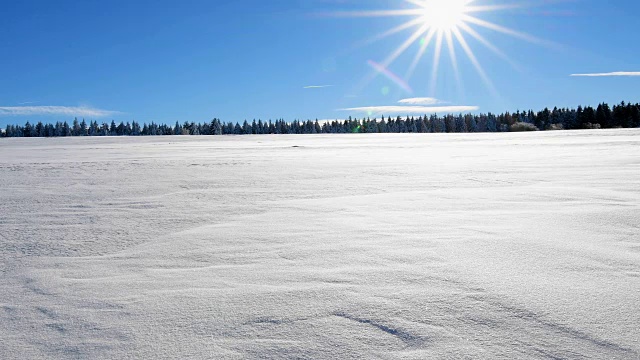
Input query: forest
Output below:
<box><xmin>2</xmin><ymin>102</ymin><xmax>639</xmax><ymax>137</ymax></box>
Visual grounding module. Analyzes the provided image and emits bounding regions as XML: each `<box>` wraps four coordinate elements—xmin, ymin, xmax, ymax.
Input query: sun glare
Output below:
<box><xmin>418</xmin><ymin>0</ymin><xmax>469</xmax><ymax>31</ymax></box>
<box><xmin>331</xmin><ymin>0</ymin><xmax>549</xmax><ymax>96</ymax></box>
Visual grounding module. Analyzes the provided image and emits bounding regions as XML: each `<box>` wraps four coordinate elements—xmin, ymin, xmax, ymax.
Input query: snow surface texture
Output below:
<box><xmin>0</xmin><ymin>130</ymin><xmax>639</xmax><ymax>359</ymax></box>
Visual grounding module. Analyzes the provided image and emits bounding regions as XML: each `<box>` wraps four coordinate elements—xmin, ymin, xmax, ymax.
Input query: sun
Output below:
<box><xmin>328</xmin><ymin>0</ymin><xmax>549</xmax><ymax>96</ymax></box>
<box><xmin>418</xmin><ymin>0</ymin><xmax>470</xmax><ymax>32</ymax></box>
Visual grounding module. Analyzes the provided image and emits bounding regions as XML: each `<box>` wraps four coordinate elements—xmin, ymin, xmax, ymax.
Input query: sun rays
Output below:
<box><xmin>330</xmin><ymin>0</ymin><xmax>548</xmax><ymax>96</ymax></box>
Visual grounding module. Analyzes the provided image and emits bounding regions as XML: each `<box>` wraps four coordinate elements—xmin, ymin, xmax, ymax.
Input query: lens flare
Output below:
<box><xmin>329</xmin><ymin>0</ymin><xmax>554</xmax><ymax>96</ymax></box>
<box><xmin>367</xmin><ymin>60</ymin><xmax>413</xmax><ymax>94</ymax></box>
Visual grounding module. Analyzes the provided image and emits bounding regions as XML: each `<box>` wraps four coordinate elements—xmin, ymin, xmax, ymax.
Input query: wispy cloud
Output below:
<box><xmin>303</xmin><ymin>85</ymin><xmax>334</xmax><ymax>89</ymax></box>
<box><xmin>570</xmin><ymin>72</ymin><xmax>640</xmax><ymax>77</ymax></box>
<box><xmin>339</xmin><ymin>105</ymin><xmax>479</xmax><ymax>114</ymax></box>
<box><xmin>0</xmin><ymin>105</ymin><xmax>119</xmax><ymax>117</ymax></box>
<box><xmin>397</xmin><ymin>97</ymin><xmax>442</xmax><ymax>105</ymax></box>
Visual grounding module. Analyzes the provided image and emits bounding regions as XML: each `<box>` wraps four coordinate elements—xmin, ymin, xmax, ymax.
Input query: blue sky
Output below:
<box><xmin>1</xmin><ymin>0</ymin><xmax>639</xmax><ymax>126</ymax></box>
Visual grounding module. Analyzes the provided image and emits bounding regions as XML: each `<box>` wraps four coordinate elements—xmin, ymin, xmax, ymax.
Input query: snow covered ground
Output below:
<box><xmin>1</xmin><ymin>130</ymin><xmax>639</xmax><ymax>359</ymax></box>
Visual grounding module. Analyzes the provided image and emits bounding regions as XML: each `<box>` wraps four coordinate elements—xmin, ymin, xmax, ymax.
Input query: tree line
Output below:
<box><xmin>2</xmin><ymin>102</ymin><xmax>639</xmax><ymax>138</ymax></box>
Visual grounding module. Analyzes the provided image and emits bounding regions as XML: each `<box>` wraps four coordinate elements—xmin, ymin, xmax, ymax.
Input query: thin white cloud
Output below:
<box><xmin>303</xmin><ymin>85</ymin><xmax>334</xmax><ymax>89</ymax></box>
<box><xmin>314</xmin><ymin>119</ymin><xmax>339</xmax><ymax>125</ymax></box>
<box><xmin>339</xmin><ymin>105</ymin><xmax>479</xmax><ymax>114</ymax></box>
<box><xmin>397</xmin><ymin>97</ymin><xmax>442</xmax><ymax>105</ymax></box>
<box><xmin>570</xmin><ymin>72</ymin><xmax>640</xmax><ymax>77</ymax></box>
<box><xmin>0</xmin><ymin>106</ymin><xmax>119</xmax><ymax>117</ymax></box>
